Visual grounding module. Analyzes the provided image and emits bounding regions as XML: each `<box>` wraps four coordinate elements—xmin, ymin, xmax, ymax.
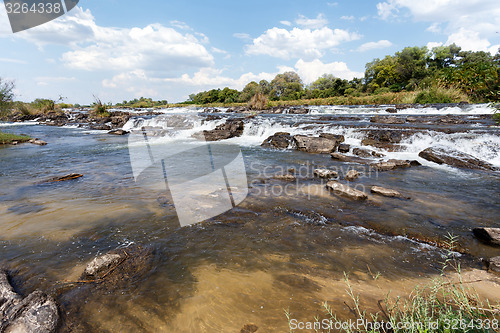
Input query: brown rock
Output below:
<box><xmin>487</xmin><ymin>257</ymin><xmax>500</xmax><ymax>273</ymax></box>
<box><xmin>371</xmin><ymin>186</ymin><xmax>407</xmax><ymax>198</ymax></box>
<box><xmin>370</xmin><ymin>115</ymin><xmax>405</xmax><ymax>124</ymax></box>
<box><xmin>473</xmin><ymin>228</ymin><xmax>500</xmax><ymax>246</ymax></box>
<box><xmin>314</xmin><ymin>169</ymin><xmax>339</xmax><ymax>179</ymax></box>
<box><xmin>261</xmin><ymin>132</ymin><xmax>294</xmax><ymax>149</ymax></box>
<box><xmin>419</xmin><ymin>147</ymin><xmax>497</xmax><ymax>171</ymax></box>
<box><xmin>194</xmin><ymin>119</ymin><xmax>244</xmax><ymax>141</ymax></box>
<box><xmin>326</xmin><ymin>181</ymin><xmax>367</xmax><ymax>200</ymax></box>
<box><xmin>331</xmin><ymin>153</ymin><xmax>372</xmax><ymax>164</ymax></box>
<box><xmin>345</xmin><ymin>170</ymin><xmax>360</xmax><ymax>181</ymax></box>
<box><xmin>273</xmin><ymin>174</ymin><xmax>296</xmax><ymax>181</ymax></box>
<box><xmin>338</xmin><ymin>143</ymin><xmax>350</xmax><ymax>153</ymax></box>
<box><xmin>294</xmin><ymin>135</ymin><xmax>343</xmax><ymax>154</ymax></box>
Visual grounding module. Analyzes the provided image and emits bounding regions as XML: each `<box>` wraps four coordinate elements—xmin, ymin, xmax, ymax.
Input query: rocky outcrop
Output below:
<box><xmin>338</xmin><ymin>143</ymin><xmax>350</xmax><ymax>153</ymax></box>
<box><xmin>370</xmin><ymin>115</ymin><xmax>405</xmax><ymax>124</ymax></box>
<box><xmin>326</xmin><ymin>181</ymin><xmax>367</xmax><ymax>200</ymax></box>
<box><xmin>0</xmin><ymin>270</ymin><xmax>59</xmax><ymax>333</ymax></box>
<box><xmin>294</xmin><ymin>134</ymin><xmax>344</xmax><ymax>154</ymax></box>
<box><xmin>370</xmin><ymin>159</ymin><xmax>411</xmax><ymax>171</ymax></box>
<box><xmin>345</xmin><ymin>170</ymin><xmax>360</xmax><ymax>181</ymax></box>
<box><xmin>419</xmin><ymin>147</ymin><xmax>498</xmax><ymax>171</ymax></box>
<box><xmin>352</xmin><ymin>148</ymin><xmax>384</xmax><ymax>158</ymax></box>
<box><xmin>361</xmin><ymin>130</ymin><xmax>407</xmax><ymax>150</ymax></box>
<box><xmin>330</xmin><ymin>153</ymin><xmax>372</xmax><ymax>164</ymax></box>
<box><xmin>194</xmin><ymin>119</ymin><xmax>244</xmax><ymax>141</ymax></box>
<box><xmin>314</xmin><ymin>169</ymin><xmax>339</xmax><ymax>179</ymax></box>
<box><xmin>261</xmin><ymin>132</ymin><xmax>294</xmax><ymax>149</ymax></box>
<box><xmin>473</xmin><ymin>228</ymin><xmax>500</xmax><ymax>246</ymax></box>
<box><xmin>29</xmin><ymin>138</ymin><xmax>47</xmax><ymax>146</ymax></box>
<box><xmin>371</xmin><ymin>186</ymin><xmax>408</xmax><ymax>199</ymax></box>
<box><xmin>487</xmin><ymin>257</ymin><xmax>500</xmax><ymax>273</ymax></box>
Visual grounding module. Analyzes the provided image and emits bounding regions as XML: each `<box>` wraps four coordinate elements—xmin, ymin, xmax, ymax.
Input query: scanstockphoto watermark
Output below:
<box><xmin>3</xmin><ymin>0</ymin><xmax>79</xmax><ymax>33</ymax></box>
<box><xmin>289</xmin><ymin>318</ymin><xmax>499</xmax><ymax>331</ymax></box>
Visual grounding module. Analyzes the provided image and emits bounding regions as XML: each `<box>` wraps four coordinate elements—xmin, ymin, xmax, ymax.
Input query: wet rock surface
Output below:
<box><xmin>261</xmin><ymin>132</ymin><xmax>294</xmax><ymax>149</ymax></box>
<box><xmin>0</xmin><ymin>270</ymin><xmax>59</xmax><ymax>333</ymax></box>
<box><xmin>293</xmin><ymin>134</ymin><xmax>344</xmax><ymax>154</ymax></box>
<box><xmin>487</xmin><ymin>257</ymin><xmax>500</xmax><ymax>273</ymax></box>
<box><xmin>371</xmin><ymin>186</ymin><xmax>408</xmax><ymax>199</ymax></box>
<box><xmin>314</xmin><ymin>169</ymin><xmax>339</xmax><ymax>179</ymax></box>
<box><xmin>194</xmin><ymin>118</ymin><xmax>244</xmax><ymax>141</ymax></box>
<box><xmin>345</xmin><ymin>170</ymin><xmax>360</xmax><ymax>181</ymax></box>
<box><xmin>326</xmin><ymin>181</ymin><xmax>367</xmax><ymax>200</ymax></box>
<box><xmin>473</xmin><ymin>228</ymin><xmax>500</xmax><ymax>246</ymax></box>
<box><xmin>419</xmin><ymin>147</ymin><xmax>498</xmax><ymax>171</ymax></box>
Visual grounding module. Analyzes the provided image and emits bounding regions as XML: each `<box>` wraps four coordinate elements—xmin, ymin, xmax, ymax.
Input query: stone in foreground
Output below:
<box><xmin>82</xmin><ymin>253</ymin><xmax>125</xmax><ymax>280</ymax></box>
<box><xmin>0</xmin><ymin>270</ymin><xmax>58</xmax><ymax>333</ymax></box>
<box><xmin>326</xmin><ymin>181</ymin><xmax>367</xmax><ymax>200</ymax></box>
<box><xmin>371</xmin><ymin>186</ymin><xmax>406</xmax><ymax>198</ymax></box>
<box><xmin>294</xmin><ymin>134</ymin><xmax>344</xmax><ymax>154</ymax></box>
<box><xmin>261</xmin><ymin>132</ymin><xmax>294</xmax><ymax>149</ymax></box>
<box><xmin>314</xmin><ymin>169</ymin><xmax>339</xmax><ymax>179</ymax></box>
<box><xmin>345</xmin><ymin>170</ymin><xmax>360</xmax><ymax>181</ymax></box>
<box><xmin>419</xmin><ymin>147</ymin><xmax>497</xmax><ymax>171</ymax></box>
<box><xmin>473</xmin><ymin>228</ymin><xmax>500</xmax><ymax>246</ymax></box>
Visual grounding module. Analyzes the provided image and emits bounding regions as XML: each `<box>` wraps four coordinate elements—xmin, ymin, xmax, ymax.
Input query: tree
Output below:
<box><xmin>269</xmin><ymin>71</ymin><xmax>304</xmax><ymax>100</ymax></box>
<box><xmin>308</xmin><ymin>74</ymin><xmax>350</xmax><ymax>97</ymax></box>
<box><xmin>239</xmin><ymin>81</ymin><xmax>260</xmax><ymax>102</ymax></box>
<box><xmin>394</xmin><ymin>46</ymin><xmax>429</xmax><ymax>90</ymax></box>
<box><xmin>0</xmin><ymin>78</ymin><xmax>15</xmax><ymax>115</ymax></box>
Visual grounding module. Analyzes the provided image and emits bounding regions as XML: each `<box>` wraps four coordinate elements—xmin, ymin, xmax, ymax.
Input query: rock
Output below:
<box><xmin>194</xmin><ymin>119</ymin><xmax>244</xmax><ymax>141</ymax></box>
<box><xmin>287</xmin><ymin>107</ymin><xmax>309</xmax><ymax>114</ymax></box>
<box><xmin>108</xmin><ymin>129</ymin><xmax>129</xmax><ymax>135</ymax></box>
<box><xmin>370</xmin><ymin>115</ymin><xmax>405</xmax><ymax>124</ymax></box>
<box><xmin>81</xmin><ymin>253</ymin><xmax>125</xmax><ymax>280</ymax></box>
<box><xmin>418</xmin><ymin>147</ymin><xmax>497</xmax><ymax>171</ymax></box>
<box><xmin>352</xmin><ymin>148</ymin><xmax>384</xmax><ymax>158</ymax></box>
<box><xmin>29</xmin><ymin>139</ymin><xmax>47</xmax><ymax>146</ymax></box>
<box><xmin>261</xmin><ymin>132</ymin><xmax>294</xmax><ymax>149</ymax></box>
<box><xmin>386</xmin><ymin>108</ymin><xmax>397</xmax><ymax>113</ymax></box>
<box><xmin>370</xmin><ymin>159</ymin><xmax>411</xmax><ymax>171</ymax></box>
<box><xmin>273</xmin><ymin>174</ymin><xmax>296</xmax><ymax>182</ymax></box>
<box><xmin>294</xmin><ymin>135</ymin><xmax>342</xmax><ymax>154</ymax></box>
<box><xmin>487</xmin><ymin>257</ymin><xmax>500</xmax><ymax>273</ymax></box>
<box><xmin>314</xmin><ymin>169</ymin><xmax>339</xmax><ymax>179</ymax></box>
<box><xmin>338</xmin><ymin>143</ymin><xmax>350</xmax><ymax>153</ymax></box>
<box><xmin>371</xmin><ymin>186</ymin><xmax>407</xmax><ymax>198</ymax></box>
<box><xmin>473</xmin><ymin>228</ymin><xmax>500</xmax><ymax>246</ymax></box>
<box><xmin>0</xmin><ymin>270</ymin><xmax>59</xmax><ymax>333</ymax></box>
<box><xmin>42</xmin><ymin>173</ymin><xmax>83</xmax><ymax>183</ymax></box>
<box><xmin>345</xmin><ymin>170</ymin><xmax>360</xmax><ymax>181</ymax></box>
<box><xmin>326</xmin><ymin>181</ymin><xmax>367</xmax><ymax>200</ymax></box>
<box><xmin>240</xmin><ymin>324</ymin><xmax>259</xmax><ymax>333</ymax></box>
<box><xmin>330</xmin><ymin>153</ymin><xmax>372</xmax><ymax>164</ymax></box>
<box><xmin>361</xmin><ymin>130</ymin><xmax>406</xmax><ymax>149</ymax></box>
<box><xmin>89</xmin><ymin>124</ymin><xmax>112</xmax><ymax>131</ymax></box>
<box><xmin>319</xmin><ymin>133</ymin><xmax>345</xmax><ymax>144</ymax></box>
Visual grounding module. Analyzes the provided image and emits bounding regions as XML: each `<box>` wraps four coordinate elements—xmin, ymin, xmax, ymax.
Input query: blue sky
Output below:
<box><xmin>0</xmin><ymin>0</ymin><xmax>499</xmax><ymax>104</ymax></box>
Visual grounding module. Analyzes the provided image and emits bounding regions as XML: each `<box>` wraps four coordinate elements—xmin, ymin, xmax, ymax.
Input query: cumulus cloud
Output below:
<box><xmin>376</xmin><ymin>0</ymin><xmax>500</xmax><ymax>53</ymax></box>
<box><xmin>426</xmin><ymin>41</ymin><xmax>443</xmax><ymax>50</ymax></box>
<box><xmin>295</xmin><ymin>14</ymin><xmax>328</xmax><ymax>29</ymax></box>
<box><xmin>294</xmin><ymin>59</ymin><xmax>363</xmax><ymax>83</ymax></box>
<box><xmin>357</xmin><ymin>40</ymin><xmax>393</xmax><ymax>52</ymax></box>
<box><xmin>246</xmin><ymin>27</ymin><xmax>361</xmax><ymax>60</ymax></box>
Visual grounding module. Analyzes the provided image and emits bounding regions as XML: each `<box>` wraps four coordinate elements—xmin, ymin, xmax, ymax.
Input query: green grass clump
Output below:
<box><xmin>0</xmin><ymin>130</ymin><xmax>31</xmax><ymax>144</ymax></box>
<box><xmin>91</xmin><ymin>96</ymin><xmax>110</xmax><ymax>118</ymax></box>
<box><xmin>414</xmin><ymin>86</ymin><xmax>469</xmax><ymax>104</ymax></box>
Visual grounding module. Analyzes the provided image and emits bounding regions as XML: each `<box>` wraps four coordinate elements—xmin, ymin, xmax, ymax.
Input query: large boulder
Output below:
<box><xmin>294</xmin><ymin>135</ymin><xmax>343</xmax><ymax>154</ymax></box>
<box><xmin>326</xmin><ymin>181</ymin><xmax>367</xmax><ymax>200</ymax></box>
<box><xmin>419</xmin><ymin>147</ymin><xmax>497</xmax><ymax>171</ymax></box>
<box><xmin>473</xmin><ymin>228</ymin><xmax>500</xmax><ymax>246</ymax></box>
<box><xmin>261</xmin><ymin>132</ymin><xmax>294</xmax><ymax>149</ymax></box>
<box><xmin>361</xmin><ymin>130</ymin><xmax>407</xmax><ymax>149</ymax></box>
<box><xmin>0</xmin><ymin>270</ymin><xmax>59</xmax><ymax>333</ymax></box>
<box><xmin>194</xmin><ymin>119</ymin><xmax>244</xmax><ymax>141</ymax></box>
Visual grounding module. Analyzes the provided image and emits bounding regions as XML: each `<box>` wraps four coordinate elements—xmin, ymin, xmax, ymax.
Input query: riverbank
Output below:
<box><xmin>0</xmin><ymin>130</ymin><xmax>31</xmax><ymax>145</ymax></box>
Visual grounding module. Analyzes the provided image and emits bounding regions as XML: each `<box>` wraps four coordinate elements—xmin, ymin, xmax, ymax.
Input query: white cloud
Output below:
<box><xmin>233</xmin><ymin>32</ymin><xmax>251</xmax><ymax>40</ymax></box>
<box><xmin>36</xmin><ymin>76</ymin><xmax>76</xmax><ymax>86</ymax></box>
<box><xmin>170</xmin><ymin>20</ymin><xmax>191</xmax><ymax>30</ymax></box>
<box><xmin>294</xmin><ymin>59</ymin><xmax>363</xmax><ymax>83</ymax></box>
<box><xmin>341</xmin><ymin>16</ymin><xmax>355</xmax><ymax>21</ymax></box>
<box><xmin>376</xmin><ymin>0</ymin><xmax>500</xmax><ymax>53</ymax></box>
<box><xmin>246</xmin><ymin>27</ymin><xmax>361</xmax><ymax>60</ymax></box>
<box><xmin>426</xmin><ymin>42</ymin><xmax>443</xmax><ymax>50</ymax></box>
<box><xmin>0</xmin><ymin>58</ymin><xmax>27</xmax><ymax>64</ymax></box>
<box><xmin>357</xmin><ymin>40</ymin><xmax>393</xmax><ymax>52</ymax></box>
<box><xmin>280</xmin><ymin>20</ymin><xmax>292</xmax><ymax>26</ymax></box>
<box><xmin>295</xmin><ymin>14</ymin><xmax>328</xmax><ymax>29</ymax></box>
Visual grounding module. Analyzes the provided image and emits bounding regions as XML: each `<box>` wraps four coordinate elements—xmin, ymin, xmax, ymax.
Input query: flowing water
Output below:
<box><xmin>0</xmin><ymin>104</ymin><xmax>499</xmax><ymax>332</ymax></box>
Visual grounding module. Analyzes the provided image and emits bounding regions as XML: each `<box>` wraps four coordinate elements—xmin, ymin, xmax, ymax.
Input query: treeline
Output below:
<box><xmin>185</xmin><ymin>44</ymin><xmax>500</xmax><ymax>105</ymax></box>
<box><xmin>115</xmin><ymin>97</ymin><xmax>169</xmax><ymax>108</ymax></box>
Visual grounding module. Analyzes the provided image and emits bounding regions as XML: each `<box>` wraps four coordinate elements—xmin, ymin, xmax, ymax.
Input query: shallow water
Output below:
<box><xmin>1</xmin><ymin>104</ymin><xmax>499</xmax><ymax>332</ymax></box>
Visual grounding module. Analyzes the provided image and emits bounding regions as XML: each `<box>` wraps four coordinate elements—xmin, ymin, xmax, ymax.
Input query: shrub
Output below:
<box><xmin>373</xmin><ymin>87</ymin><xmax>391</xmax><ymax>95</ymax></box>
<box><xmin>492</xmin><ymin>103</ymin><xmax>500</xmax><ymax>124</ymax></box>
<box><xmin>248</xmin><ymin>92</ymin><xmax>268</xmax><ymax>110</ymax></box>
<box><xmin>414</xmin><ymin>85</ymin><xmax>469</xmax><ymax>104</ymax></box>
<box><xmin>91</xmin><ymin>96</ymin><xmax>110</xmax><ymax>117</ymax></box>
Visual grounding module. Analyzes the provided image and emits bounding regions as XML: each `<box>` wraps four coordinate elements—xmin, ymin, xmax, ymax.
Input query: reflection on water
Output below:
<box><xmin>0</xmin><ymin>110</ymin><xmax>499</xmax><ymax>332</ymax></box>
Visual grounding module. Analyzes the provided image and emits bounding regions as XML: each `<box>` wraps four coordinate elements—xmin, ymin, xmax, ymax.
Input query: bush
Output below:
<box><xmin>91</xmin><ymin>96</ymin><xmax>110</xmax><ymax>117</ymax></box>
<box><xmin>248</xmin><ymin>92</ymin><xmax>268</xmax><ymax>110</ymax></box>
<box><xmin>492</xmin><ymin>103</ymin><xmax>500</xmax><ymax>124</ymax></box>
<box><xmin>0</xmin><ymin>78</ymin><xmax>15</xmax><ymax>116</ymax></box>
<box><xmin>373</xmin><ymin>87</ymin><xmax>391</xmax><ymax>95</ymax></box>
<box><xmin>414</xmin><ymin>85</ymin><xmax>469</xmax><ymax>104</ymax></box>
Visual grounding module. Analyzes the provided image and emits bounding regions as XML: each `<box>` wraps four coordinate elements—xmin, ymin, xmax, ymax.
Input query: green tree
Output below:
<box><xmin>0</xmin><ymin>78</ymin><xmax>15</xmax><ymax>115</ymax></box>
<box><xmin>269</xmin><ymin>71</ymin><xmax>304</xmax><ymax>101</ymax></box>
<box><xmin>394</xmin><ymin>46</ymin><xmax>429</xmax><ymax>90</ymax></box>
<box><xmin>239</xmin><ymin>81</ymin><xmax>260</xmax><ymax>102</ymax></box>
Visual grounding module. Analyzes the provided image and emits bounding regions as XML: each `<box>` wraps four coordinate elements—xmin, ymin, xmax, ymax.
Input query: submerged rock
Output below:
<box><xmin>473</xmin><ymin>228</ymin><xmax>500</xmax><ymax>246</ymax></box>
<box><xmin>345</xmin><ymin>170</ymin><xmax>360</xmax><ymax>181</ymax></box>
<box><xmin>326</xmin><ymin>181</ymin><xmax>367</xmax><ymax>200</ymax></box>
<box><xmin>41</xmin><ymin>174</ymin><xmax>83</xmax><ymax>184</ymax></box>
<box><xmin>29</xmin><ymin>138</ymin><xmax>47</xmax><ymax>146</ymax></box>
<box><xmin>370</xmin><ymin>159</ymin><xmax>411</xmax><ymax>171</ymax></box>
<box><xmin>419</xmin><ymin>147</ymin><xmax>497</xmax><ymax>171</ymax></box>
<box><xmin>261</xmin><ymin>132</ymin><xmax>294</xmax><ymax>149</ymax></box>
<box><xmin>293</xmin><ymin>134</ymin><xmax>343</xmax><ymax>154</ymax></box>
<box><xmin>240</xmin><ymin>324</ymin><xmax>259</xmax><ymax>333</ymax></box>
<box><xmin>108</xmin><ymin>129</ymin><xmax>129</xmax><ymax>135</ymax></box>
<box><xmin>81</xmin><ymin>253</ymin><xmax>125</xmax><ymax>280</ymax></box>
<box><xmin>314</xmin><ymin>169</ymin><xmax>339</xmax><ymax>179</ymax></box>
<box><xmin>0</xmin><ymin>270</ymin><xmax>59</xmax><ymax>333</ymax></box>
<box><xmin>330</xmin><ymin>153</ymin><xmax>372</xmax><ymax>164</ymax></box>
<box><xmin>273</xmin><ymin>174</ymin><xmax>296</xmax><ymax>182</ymax></box>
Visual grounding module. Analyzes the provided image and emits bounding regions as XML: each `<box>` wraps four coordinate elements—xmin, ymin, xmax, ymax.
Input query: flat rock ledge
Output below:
<box><xmin>326</xmin><ymin>181</ymin><xmax>367</xmax><ymax>200</ymax></box>
<box><xmin>473</xmin><ymin>228</ymin><xmax>500</xmax><ymax>246</ymax></box>
<box><xmin>0</xmin><ymin>270</ymin><xmax>59</xmax><ymax>333</ymax></box>
<box><xmin>371</xmin><ymin>186</ymin><xmax>409</xmax><ymax>199</ymax></box>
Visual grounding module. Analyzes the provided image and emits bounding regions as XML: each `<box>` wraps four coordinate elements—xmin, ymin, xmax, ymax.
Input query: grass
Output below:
<box><xmin>0</xmin><ymin>130</ymin><xmax>31</xmax><ymax>144</ymax></box>
<box><xmin>286</xmin><ymin>234</ymin><xmax>499</xmax><ymax>333</ymax></box>
<box><xmin>91</xmin><ymin>96</ymin><xmax>110</xmax><ymax>118</ymax></box>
